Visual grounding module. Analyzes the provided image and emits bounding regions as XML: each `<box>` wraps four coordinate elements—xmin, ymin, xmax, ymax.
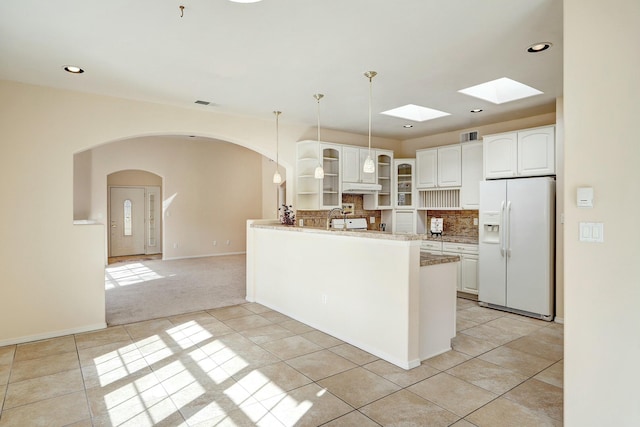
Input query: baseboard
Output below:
<box><xmin>0</xmin><ymin>322</ymin><xmax>107</xmax><ymax>347</ymax></box>
<box><xmin>554</xmin><ymin>317</ymin><xmax>564</xmax><ymax>324</ymax></box>
<box><xmin>457</xmin><ymin>291</ymin><xmax>478</xmax><ymax>301</ymax></box>
<box><xmin>420</xmin><ymin>346</ymin><xmax>452</xmax><ymax>362</ymax></box>
<box><xmin>163</xmin><ymin>251</ymin><xmax>246</xmax><ymax>261</ymax></box>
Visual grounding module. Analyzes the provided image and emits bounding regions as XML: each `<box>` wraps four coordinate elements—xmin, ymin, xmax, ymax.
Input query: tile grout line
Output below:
<box><xmin>0</xmin><ymin>346</ymin><xmax>16</xmax><ymax>421</ymax></box>
<box><xmin>0</xmin><ymin>299</ymin><xmax>561</xmax><ymax>426</ymax></box>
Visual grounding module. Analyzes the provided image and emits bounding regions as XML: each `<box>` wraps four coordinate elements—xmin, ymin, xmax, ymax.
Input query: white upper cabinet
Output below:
<box><xmin>416</xmin><ymin>146</ymin><xmax>461</xmax><ymax>189</ymax></box>
<box><xmin>484</xmin><ymin>125</ymin><xmax>555</xmax><ymax>179</ymax></box>
<box><xmin>437</xmin><ymin>145</ymin><xmax>462</xmax><ymax>187</ymax></box>
<box><xmin>483</xmin><ymin>132</ymin><xmax>518</xmax><ymax>179</ymax></box>
<box><xmin>342</xmin><ymin>146</ymin><xmax>376</xmax><ymax>184</ymax></box>
<box><xmin>460</xmin><ymin>142</ymin><xmax>483</xmax><ymax>209</ymax></box>
<box><xmin>416</xmin><ymin>149</ymin><xmax>438</xmax><ymax>188</ymax></box>
<box><xmin>342</xmin><ymin>146</ymin><xmax>360</xmax><ymax>183</ymax></box>
<box><xmin>518</xmin><ymin>126</ymin><xmax>555</xmax><ymax>176</ymax></box>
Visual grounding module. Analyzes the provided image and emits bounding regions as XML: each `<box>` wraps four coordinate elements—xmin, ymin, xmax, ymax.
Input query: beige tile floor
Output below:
<box><xmin>0</xmin><ymin>298</ymin><xmax>563</xmax><ymax>426</ymax></box>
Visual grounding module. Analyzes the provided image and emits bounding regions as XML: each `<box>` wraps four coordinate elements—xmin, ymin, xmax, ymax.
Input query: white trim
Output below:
<box><xmin>554</xmin><ymin>317</ymin><xmax>564</xmax><ymax>324</ymax></box>
<box><xmin>163</xmin><ymin>251</ymin><xmax>245</xmax><ymax>261</ymax></box>
<box><xmin>0</xmin><ymin>323</ymin><xmax>107</xmax><ymax>347</ymax></box>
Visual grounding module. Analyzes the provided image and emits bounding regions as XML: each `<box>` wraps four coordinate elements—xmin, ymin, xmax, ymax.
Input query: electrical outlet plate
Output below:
<box><xmin>342</xmin><ymin>203</ymin><xmax>355</xmax><ymax>215</ymax></box>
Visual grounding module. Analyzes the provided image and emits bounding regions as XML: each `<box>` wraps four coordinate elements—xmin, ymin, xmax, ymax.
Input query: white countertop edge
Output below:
<box><xmin>250</xmin><ymin>222</ymin><xmax>423</xmax><ymax>241</ymax></box>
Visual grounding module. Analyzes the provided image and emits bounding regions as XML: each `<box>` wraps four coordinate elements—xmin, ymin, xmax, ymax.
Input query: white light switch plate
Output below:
<box><xmin>579</xmin><ymin>222</ymin><xmax>604</xmax><ymax>242</ymax></box>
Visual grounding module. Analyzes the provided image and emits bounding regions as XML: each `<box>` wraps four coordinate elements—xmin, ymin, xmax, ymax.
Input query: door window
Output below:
<box><xmin>123</xmin><ymin>199</ymin><xmax>133</xmax><ymax>236</ymax></box>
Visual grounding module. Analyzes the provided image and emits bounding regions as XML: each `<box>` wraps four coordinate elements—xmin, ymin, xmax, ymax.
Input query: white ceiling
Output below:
<box><xmin>0</xmin><ymin>0</ymin><xmax>563</xmax><ymax>140</ymax></box>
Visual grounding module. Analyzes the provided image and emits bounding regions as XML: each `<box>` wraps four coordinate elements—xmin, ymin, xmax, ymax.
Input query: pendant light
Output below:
<box><xmin>363</xmin><ymin>71</ymin><xmax>377</xmax><ymax>174</ymax></box>
<box><xmin>273</xmin><ymin>111</ymin><xmax>282</xmax><ymax>184</ymax></box>
<box><xmin>313</xmin><ymin>93</ymin><xmax>325</xmax><ymax>179</ymax></box>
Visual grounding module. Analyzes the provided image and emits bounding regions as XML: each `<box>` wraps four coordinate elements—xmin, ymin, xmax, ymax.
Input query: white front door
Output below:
<box><xmin>110</xmin><ymin>187</ymin><xmax>145</xmax><ymax>256</ymax></box>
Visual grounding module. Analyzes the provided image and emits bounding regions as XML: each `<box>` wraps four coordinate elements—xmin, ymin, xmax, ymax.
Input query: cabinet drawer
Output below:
<box><xmin>442</xmin><ymin>242</ymin><xmax>478</xmax><ymax>254</ymax></box>
<box><xmin>421</xmin><ymin>241</ymin><xmax>443</xmax><ymax>253</ymax></box>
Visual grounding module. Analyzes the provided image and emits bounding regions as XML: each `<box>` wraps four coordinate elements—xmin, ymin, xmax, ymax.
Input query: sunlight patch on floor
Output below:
<box><xmin>92</xmin><ymin>320</ymin><xmax>314</xmax><ymax>426</ymax></box>
<box><xmin>105</xmin><ymin>263</ymin><xmax>165</xmax><ymax>289</ymax></box>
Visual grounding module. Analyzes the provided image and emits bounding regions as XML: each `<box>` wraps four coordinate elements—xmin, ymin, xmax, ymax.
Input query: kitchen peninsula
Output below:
<box><xmin>246</xmin><ymin>219</ymin><xmax>459</xmax><ymax>369</ymax></box>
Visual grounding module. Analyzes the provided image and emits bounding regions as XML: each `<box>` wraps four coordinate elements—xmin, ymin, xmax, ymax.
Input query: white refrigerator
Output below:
<box><xmin>478</xmin><ymin>177</ymin><xmax>555</xmax><ymax>320</ymax></box>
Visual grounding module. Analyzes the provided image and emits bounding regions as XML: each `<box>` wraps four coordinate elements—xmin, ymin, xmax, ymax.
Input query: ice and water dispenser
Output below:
<box><xmin>481</xmin><ymin>211</ymin><xmax>501</xmax><ymax>243</ymax></box>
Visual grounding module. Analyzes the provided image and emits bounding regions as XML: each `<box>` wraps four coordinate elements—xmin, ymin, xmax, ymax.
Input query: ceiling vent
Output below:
<box><xmin>460</xmin><ymin>130</ymin><xmax>479</xmax><ymax>143</ymax></box>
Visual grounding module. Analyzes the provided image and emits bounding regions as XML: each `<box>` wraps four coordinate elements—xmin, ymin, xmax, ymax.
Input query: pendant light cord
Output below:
<box><xmin>313</xmin><ymin>94</ymin><xmax>325</xmax><ymax>179</ymax></box>
<box><xmin>368</xmin><ymin>75</ymin><xmax>372</xmax><ymax>156</ymax></box>
<box><xmin>275</xmin><ymin>111</ymin><xmax>280</xmax><ymax>168</ymax></box>
<box><xmin>317</xmin><ymin>96</ymin><xmax>321</xmax><ymax>159</ymax></box>
<box><xmin>317</xmin><ymin>96</ymin><xmax>321</xmax><ymax>143</ymax></box>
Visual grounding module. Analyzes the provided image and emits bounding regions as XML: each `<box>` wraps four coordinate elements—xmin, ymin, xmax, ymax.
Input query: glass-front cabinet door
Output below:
<box><xmin>395</xmin><ymin>159</ymin><xmax>415</xmax><ymax>208</ymax></box>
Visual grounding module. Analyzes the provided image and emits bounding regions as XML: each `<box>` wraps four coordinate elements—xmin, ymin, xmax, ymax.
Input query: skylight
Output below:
<box><xmin>458</xmin><ymin>77</ymin><xmax>543</xmax><ymax>104</ymax></box>
<box><xmin>381</xmin><ymin>104</ymin><xmax>450</xmax><ymax>122</ymax></box>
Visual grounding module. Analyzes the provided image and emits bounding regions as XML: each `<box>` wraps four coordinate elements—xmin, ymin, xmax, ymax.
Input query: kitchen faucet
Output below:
<box><xmin>326</xmin><ymin>207</ymin><xmax>345</xmax><ymax>230</ymax></box>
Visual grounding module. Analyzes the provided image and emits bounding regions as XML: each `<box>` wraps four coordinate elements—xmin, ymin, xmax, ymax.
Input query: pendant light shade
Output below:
<box><xmin>363</xmin><ymin>71</ymin><xmax>377</xmax><ymax>174</ymax></box>
<box><xmin>273</xmin><ymin>171</ymin><xmax>282</xmax><ymax>184</ymax></box>
<box><xmin>313</xmin><ymin>93</ymin><xmax>325</xmax><ymax>179</ymax></box>
<box><xmin>363</xmin><ymin>155</ymin><xmax>375</xmax><ymax>173</ymax></box>
<box><xmin>273</xmin><ymin>111</ymin><xmax>282</xmax><ymax>184</ymax></box>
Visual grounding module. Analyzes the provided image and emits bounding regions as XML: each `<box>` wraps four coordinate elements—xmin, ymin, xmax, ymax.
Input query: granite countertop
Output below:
<box><xmin>251</xmin><ymin>223</ymin><xmax>424</xmax><ymax>241</ymax></box>
<box><xmin>421</xmin><ymin>234</ymin><xmax>479</xmax><ymax>245</ymax></box>
<box><xmin>420</xmin><ymin>253</ymin><xmax>460</xmax><ymax>266</ymax></box>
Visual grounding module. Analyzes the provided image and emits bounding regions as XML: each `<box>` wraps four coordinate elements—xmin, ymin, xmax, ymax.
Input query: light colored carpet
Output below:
<box><xmin>105</xmin><ymin>254</ymin><xmax>247</xmax><ymax>325</ymax></box>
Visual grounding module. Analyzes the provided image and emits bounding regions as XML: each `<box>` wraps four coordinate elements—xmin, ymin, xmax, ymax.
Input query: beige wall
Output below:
<box><xmin>564</xmin><ymin>0</ymin><xmax>640</xmax><ymax>425</ymax></box>
<box><xmin>107</xmin><ymin>169</ymin><xmax>162</xmax><ymax>187</ymax></box>
<box><xmin>261</xmin><ymin>157</ymin><xmax>285</xmax><ymax>220</ymax></box>
<box><xmin>0</xmin><ymin>79</ymin><xmax>394</xmax><ymax>344</ymax></box>
<box><xmin>90</xmin><ymin>136</ymin><xmax>263</xmax><ymax>259</ymax></box>
<box><xmin>555</xmin><ymin>98</ymin><xmax>565</xmax><ymax>322</ymax></box>
<box><xmin>73</xmin><ymin>149</ymin><xmax>93</xmax><ymax>220</ymax></box>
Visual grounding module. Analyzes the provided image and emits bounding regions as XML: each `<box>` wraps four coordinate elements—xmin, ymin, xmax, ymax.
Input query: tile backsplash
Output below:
<box><xmin>425</xmin><ymin>209</ymin><xmax>479</xmax><ymax>239</ymax></box>
<box><xmin>296</xmin><ymin>194</ymin><xmax>381</xmax><ymax>230</ymax></box>
<box><xmin>294</xmin><ymin>200</ymin><xmax>478</xmax><ymax>238</ymax></box>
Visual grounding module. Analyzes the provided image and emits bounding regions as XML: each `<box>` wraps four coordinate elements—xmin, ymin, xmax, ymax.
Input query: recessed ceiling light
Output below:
<box><xmin>63</xmin><ymin>65</ymin><xmax>84</xmax><ymax>74</ymax></box>
<box><xmin>381</xmin><ymin>104</ymin><xmax>450</xmax><ymax>122</ymax></box>
<box><xmin>470</xmin><ymin>108</ymin><xmax>483</xmax><ymax>113</ymax></box>
<box><xmin>403</xmin><ymin>124</ymin><xmax>413</xmax><ymax>128</ymax></box>
<box><xmin>527</xmin><ymin>42</ymin><xmax>552</xmax><ymax>53</ymax></box>
<box><xmin>458</xmin><ymin>77</ymin><xmax>543</xmax><ymax>104</ymax></box>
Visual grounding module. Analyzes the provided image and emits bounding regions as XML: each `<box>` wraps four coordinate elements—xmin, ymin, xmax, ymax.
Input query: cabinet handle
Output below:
<box><xmin>500</xmin><ymin>201</ymin><xmax>506</xmax><ymax>256</ymax></box>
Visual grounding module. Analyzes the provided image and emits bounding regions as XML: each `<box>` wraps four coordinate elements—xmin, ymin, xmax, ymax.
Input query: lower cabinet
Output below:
<box><xmin>442</xmin><ymin>242</ymin><xmax>479</xmax><ymax>295</ymax></box>
<box><xmin>460</xmin><ymin>255</ymin><xmax>479</xmax><ymax>294</ymax></box>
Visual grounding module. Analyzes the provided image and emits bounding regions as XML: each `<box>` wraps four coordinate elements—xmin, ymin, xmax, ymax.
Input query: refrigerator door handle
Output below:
<box><xmin>506</xmin><ymin>201</ymin><xmax>512</xmax><ymax>257</ymax></box>
<box><xmin>500</xmin><ymin>201</ymin><xmax>506</xmax><ymax>256</ymax></box>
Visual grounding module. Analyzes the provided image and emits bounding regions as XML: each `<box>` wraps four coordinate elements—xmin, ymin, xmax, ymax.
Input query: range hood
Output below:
<box><xmin>342</xmin><ymin>182</ymin><xmax>382</xmax><ymax>193</ymax></box>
